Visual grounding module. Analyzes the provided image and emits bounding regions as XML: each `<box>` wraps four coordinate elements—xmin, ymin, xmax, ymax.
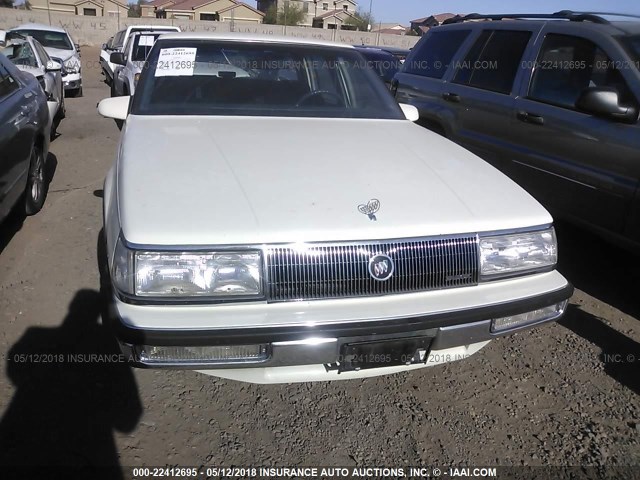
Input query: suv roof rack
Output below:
<box><xmin>442</xmin><ymin>10</ymin><xmax>640</xmax><ymax>25</ymax></box>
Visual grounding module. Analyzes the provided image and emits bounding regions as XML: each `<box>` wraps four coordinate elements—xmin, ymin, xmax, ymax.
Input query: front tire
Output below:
<box><xmin>24</xmin><ymin>144</ymin><xmax>48</xmax><ymax>216</ymax></box>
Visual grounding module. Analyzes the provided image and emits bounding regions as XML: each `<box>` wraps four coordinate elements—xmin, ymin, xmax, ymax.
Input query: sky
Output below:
<box><xmin>244</xmin><ymin>0</ymin><xmax>640</xmax><ymax>25</ymax></box>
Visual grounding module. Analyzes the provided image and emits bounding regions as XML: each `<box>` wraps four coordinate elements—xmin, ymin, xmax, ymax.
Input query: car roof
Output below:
<box><xmin>438</xmin><ymin>13</ymin><xmax>640</xmax><ymax>36</ymax></box>
<box><xmin>10</xmin><ymin>23</ymin><xmax>67</xmax><ymax>34</ymax></box>
<box><xmin>156</xmin><ymin>32</ymin><xmax>355</xmax><ymax>49</ymax></box>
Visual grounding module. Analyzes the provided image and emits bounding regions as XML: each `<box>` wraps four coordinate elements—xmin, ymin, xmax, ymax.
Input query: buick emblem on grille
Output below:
<box><xmin>368</xmin><ymin>254</ymin><xmax>395</xmax><ymax>281</ymax></box>
<box><xmin>358</xmin><ymin>199</ymin><xmax>380</xmax><ymax>221</ymax></box>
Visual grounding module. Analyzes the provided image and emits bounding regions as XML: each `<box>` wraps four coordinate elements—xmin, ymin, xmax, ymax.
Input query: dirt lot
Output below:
<box><xmin>0</xmin><ymin>47</ymin><xmax>638</xmax><ymax>477</ymax></box>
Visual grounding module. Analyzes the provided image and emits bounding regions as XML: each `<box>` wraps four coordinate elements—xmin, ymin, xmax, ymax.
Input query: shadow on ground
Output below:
<box><xmin>555</xmin><ymin>221</ymin><xmax>640</xmax><ymax>319</ymax></box>
<box><xmin>560</xmin><ymin>306</ymin><xmax>640</xmax><ymax>396</ymax></box>
<box><xmin>0</xmin><ymin>230</ymin><xmax>142</xmax><ymax>478</ymax></box>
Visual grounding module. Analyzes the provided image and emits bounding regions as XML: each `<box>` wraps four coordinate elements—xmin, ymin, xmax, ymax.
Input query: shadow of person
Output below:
<box><xmin>0</xmin><ymin>289</ymin><xmax>143</xmax><ymax>478</ymax></box>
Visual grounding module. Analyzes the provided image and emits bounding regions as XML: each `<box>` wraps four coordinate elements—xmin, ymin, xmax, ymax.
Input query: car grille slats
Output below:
<box><xmin>265</xmin><ymin>236</ymin><xmax>479</xmax><ymax>302</ymax></box>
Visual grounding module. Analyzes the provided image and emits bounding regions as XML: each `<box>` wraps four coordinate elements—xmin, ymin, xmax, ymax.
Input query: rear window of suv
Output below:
<box><xmin>404</xmin><ymin>29</ymin><xmax>471</xmax><ymax>79</ymax></box>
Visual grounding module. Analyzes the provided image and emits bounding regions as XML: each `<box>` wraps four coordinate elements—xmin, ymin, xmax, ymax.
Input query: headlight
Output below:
<box><xmin>111</xmin><ymin>237</ymin><xmax>262</xmax><ymax>299</ymax></box>
<box><xmin>480</xmin><ymin>227</ymin><xmax>557</xmax><ymax>279</ymax></box>
<box><xmin>64</xmin><ymin>58</ymin><xmax>80</xmax><ymax>74</ymax></box>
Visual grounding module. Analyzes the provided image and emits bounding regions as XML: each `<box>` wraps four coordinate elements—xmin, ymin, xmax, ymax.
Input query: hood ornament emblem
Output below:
<box><xmin>358</xmin><ymin>199</ymin><xmax>380</xmax><ymax>221</ymax></box>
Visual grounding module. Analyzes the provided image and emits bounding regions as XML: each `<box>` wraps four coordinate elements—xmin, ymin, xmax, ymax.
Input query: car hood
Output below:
<box><xmin>43</xmin><ymin>47</ymin><xmax>75</xmax><ymax>62</ymax></box>
<box><xmin>117</xmin><ymin>116</ymin><xmax>552</xmax><ymax>246</ymax></box>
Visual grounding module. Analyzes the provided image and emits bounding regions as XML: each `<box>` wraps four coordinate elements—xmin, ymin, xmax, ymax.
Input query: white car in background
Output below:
<box><xmin>110</xmin><ymin>31</ymin><xmax>163</xmax><ymax>97</ymax></box>
<box><xmin>9</xmin><ymin>23</ymin><xmax>82</xmax><ymax>97</ymax></box>
<box><xmin>1</xmin><ymin>33</ymin><xmax>65</xmax><ymax>138</ymax></box>
<box><xmin>98</xmin><ymin>33</ymin><xmax>573</xmax><ymax>384</ymax></box>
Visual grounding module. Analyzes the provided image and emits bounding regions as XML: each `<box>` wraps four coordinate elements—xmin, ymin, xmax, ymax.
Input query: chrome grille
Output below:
<box><xmin>265</xmin><ymin>236</ymin><xmax>479</xmax><ymax>302</ymax></box>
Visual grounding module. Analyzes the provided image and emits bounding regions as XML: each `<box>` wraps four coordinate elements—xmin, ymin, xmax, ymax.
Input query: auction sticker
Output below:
<box><xmin>155</xmin><ymin>47</ymin><xmax>197</xmax><ymax>77</ymax></box>
<box><xmin>138</xmin><ymin>35</ymin><xmax>155</xmax><ymax>47</ymax></box>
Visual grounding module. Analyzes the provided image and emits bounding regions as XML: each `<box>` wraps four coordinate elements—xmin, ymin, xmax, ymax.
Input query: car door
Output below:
<box><xmin>0</xmin><ymin>62</ymin><xmax>34</xmax><ymax>218</ymax></box>
<box><xmin>34</xmin><ymin>40</ymin><xmax>62</xmax><ymax>106</ymax></box>
<box><xmin>438</xmin><ymin>27</ymin><xmax>536</xmax><ymax>172</ymax></box>
<box><xmin>509</xmin><ymin>29</ymin><xmax>640</xmax><ymax>237</ymax></box>
<box><xmin>394</xmin><ymin>28</ymin><xmax>473</xmax><ymax>124</ymax></box>
<box><xmin>115</xmin><ymin>36</ymin><xmax>133</xmax><ymax>96</ymax></box>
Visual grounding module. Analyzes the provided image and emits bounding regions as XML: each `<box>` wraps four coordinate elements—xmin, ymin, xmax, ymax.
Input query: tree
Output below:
<box><xmin>128</xmin><ymin>0</ymin><xmax>143</xmax><ymax>18</ymax></box>
<box><xmin>264</xmin><ymin>2</ymin><xmax>306</xmax><ymax>26</ymax></box>
<box><xmin>0</xmin><ymin>0</ymin><xmax>14</xmax><ymax>8</ymax></box>
<box><xmin>345</xmin><ymin>9</ymin><xmax>375</xmax><ymax>32</ymax></box>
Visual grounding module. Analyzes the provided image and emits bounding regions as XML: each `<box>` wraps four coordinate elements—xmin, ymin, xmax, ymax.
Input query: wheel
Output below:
<box><xmin>57</xmin><ymin>95</ymin><xmax>66</xmax><ymax>120</ymax></box>
<box><xmin>67</xmin><ymin>87</ymin><xmax>82</xmax><ymax>98</ymax></box>
<box><xmin>24</xmin><ymin>144</ymin><xmax>48</xmax><ymax>216</ymax></box>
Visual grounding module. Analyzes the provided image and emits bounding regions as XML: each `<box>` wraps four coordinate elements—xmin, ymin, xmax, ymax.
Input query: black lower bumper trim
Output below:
<box><xmin>109</xmin><ymin>284</ymin><xmax>573</xmax><ymax>347</ymax></box>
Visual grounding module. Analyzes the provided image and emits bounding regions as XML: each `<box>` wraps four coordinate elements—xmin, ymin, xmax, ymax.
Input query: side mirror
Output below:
<box><xmin>102</xmin><ymin>43</ymin><xmax>107</xmax><ymax>50</ymax></box>
<box><xmin>110</xmin><ymin>52</ymin><xmax>126</xmax><ymax>66</ymax></box>
<box><xmin>98</xmin><ymin>96</ymin><xmax>130</xmax><ymax>121</ymax></box>
<box><xmin>75</xmin><ymin>43</ymin><xmax>81</xmax><ymax>53</ymax></box>
<box><xmin>45</xmin><ymin>59</ymin><xmax>62</xmax><ymax>72</ymax></box>
<box><xmin>399</xmin><ymin>103</ymin><xmax>420</xmax><ymax>122</ymax></box>
<box><xmin>0</xmin><ymin>30</ymin><xmax>6</xmax><ymax>47</ymax></box>
<box><xmin>576</xmin><ymin>86</ymin><xmax>639</xmax><ymax>124</ymax></box>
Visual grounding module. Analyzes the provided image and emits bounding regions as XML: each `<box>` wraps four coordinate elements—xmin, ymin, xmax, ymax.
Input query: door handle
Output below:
<box><xmin>442</xmin><ymin>92</ymin><xmax>461</xmax><ymax>103</ymax></box>
<box><xmin>517</xmin><ymin>111</ymin><xmax>544</xmax><ymax>125</ymax></box>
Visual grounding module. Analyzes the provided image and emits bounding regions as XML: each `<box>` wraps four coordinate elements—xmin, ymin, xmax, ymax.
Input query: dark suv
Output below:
<box><xmin>393</xmin><ymin>11</ymin><xmax>640</xmax><ymax>250</ymax></box>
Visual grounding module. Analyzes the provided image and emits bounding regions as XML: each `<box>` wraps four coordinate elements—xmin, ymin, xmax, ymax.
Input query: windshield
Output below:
<box><xmin>132</xmin><ymin>40</ymin><xmax>404</xmax><ymax>119</ymax></box>
<box><xmin>1</xmin><ymin>42</ymin><xmax>38</xmax><ymax>68</ymax></box>
<box><xmin>131</xmin><ymin>34</ymin><xmax>161</xmax><ymax>62</ymax></box>
<box><xmin>620</xmin><ymin>34</ymin><xmax>640</xmax><ymax>67</ymax></box>
<box><xmin>11</xmin><ymin>29</ymin><xmax>73</xmax><ymax>50</ymax></box>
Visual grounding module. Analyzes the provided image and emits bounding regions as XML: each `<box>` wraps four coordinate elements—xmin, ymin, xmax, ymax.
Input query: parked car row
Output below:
<box><xmin>97</xmin><ymin>32</ymin><xmax>572</xmax><ymax>385</ymax></box>
<box><xmin>392</xmin><ymin>11</ymin><xmax>640</xmax><ymax>250</ymax></box>
<box><xmin>0</xmin><ymin>22</ymin><xmax>83</xmax><ymax>227</ymax></box>
<box><xmin>0</xmin><ymin>51</ymin><xmax>51</xmax><ymax>223</ymax></box>
<box><xmin>99</xmin><ymin>25</ymin><xmax>181</xmax><ymax>88</ymax></box>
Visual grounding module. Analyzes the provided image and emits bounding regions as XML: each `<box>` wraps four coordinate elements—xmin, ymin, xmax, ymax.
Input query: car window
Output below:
<box><xmin>12</xmin><ymin>29</ymin><xmax>73</xmax><ymax>50</ymax></box>
<box><xmin>133</xmin><ymin>41</ymin><xmax>405</xmax><ymax>120</ymax></box>
<box><xmin>619</xmin><ymin>34</ymin><xmax>640</xmax><ymax>68</ymax></box>
<box><xmin>0</xmin><ymin>64</ymin><xmax>20</xmax><ymax>99</ymax></box>
<box><xmin>404</xmin><ymin>29</ymin><xmax>471</xmax><ymax>79</ymax></box>
<box><xmin>114</xmin><ymin>31</ymin><xmax>125</xmax><ymax>49</ymax></box>
<box><xmin>357</xmin><ymin>50</ymin><xmax>401</xmax><ymax>82</ymax></box>
<box><xmin>453</xmin><ymin>30</ymin><xmax>532</xmax><ymax>95</ymax></box>
<box><xmin>529</xmin><ymin>34</ymin><xmax>638</xmax><ymax>110</ymax></box>
<box><xmin>1</xmin><ymin>42</ymin><xmax>38</xmax><ymax>68</ymax></box>
<box><xmin>131</xmin><ymin>34</ymin><xmax>161</xmax><ymax>62</ymax></box>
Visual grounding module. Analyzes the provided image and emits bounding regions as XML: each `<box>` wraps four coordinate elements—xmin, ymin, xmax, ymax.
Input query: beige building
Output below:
<box><xmin>256</xmin><ymin>0</ymin><xmax>358</xmax><ymax>27</ymax></box>
<box><xmin>141</xmin><ymin>0</ymin><xmax>264</xmax><ymax>22</ymax></box>
<box><xmin>29</xmin><ymin>0</ymin><xmax>129</xmax><ymax>17</ymax></box>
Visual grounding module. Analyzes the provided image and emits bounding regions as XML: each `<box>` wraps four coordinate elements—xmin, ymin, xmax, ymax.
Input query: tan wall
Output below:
<box><xmin>0</xmin><ymin>6</ymin><xmax>419</xmax><ymax>49</ymax></box>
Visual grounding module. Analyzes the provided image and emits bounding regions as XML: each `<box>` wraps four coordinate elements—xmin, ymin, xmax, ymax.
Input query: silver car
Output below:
<box><xmin>1</xmin><ymin>33</ymin><xmax>65</xmax><ymax>138</ymax></box>
<box><xmin>111</xmin><ymin>31</ymin><xmax>162</xmax><ymax>97</ymax></box>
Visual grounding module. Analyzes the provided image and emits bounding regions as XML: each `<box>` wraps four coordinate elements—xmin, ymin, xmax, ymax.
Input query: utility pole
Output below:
<box><xmin>46</xmin><ymin>0</ymin><xmax>52</xmax><ymax>25</ymax></box>
<box><xmin>368</xmin><ymin>0</ymin><xmax>373</xmax><ymax>31</ymax></box>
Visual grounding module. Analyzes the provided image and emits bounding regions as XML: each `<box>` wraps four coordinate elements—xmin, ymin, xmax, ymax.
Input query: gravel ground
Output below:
<box><xmin>0</xmin><ymin>47</ymin><xmax>638</xmax><ymax>478</ymax></box>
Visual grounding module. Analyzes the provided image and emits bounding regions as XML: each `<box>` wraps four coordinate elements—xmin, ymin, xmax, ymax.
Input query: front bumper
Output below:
<box><xmin>110</xmin><ymin>278</ymin><xmax>573</xmax><ymax>378</ymax></box>
<box><xmin>62</xmin><ymin>72</ymin><xmax>81</xmax><ymax>90</ymax></box>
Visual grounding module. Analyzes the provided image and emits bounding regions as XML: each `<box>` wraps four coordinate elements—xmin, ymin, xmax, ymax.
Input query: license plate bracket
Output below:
<box><xmin>338</xmin><ymin>336</ymin><xmax>432</xmax><ymax>373</ymax></box>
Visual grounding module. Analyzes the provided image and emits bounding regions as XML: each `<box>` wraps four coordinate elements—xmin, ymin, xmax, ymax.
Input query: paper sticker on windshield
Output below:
<box><xmin>155</xmin><ymin>47</ymin><xmax>196</xmax><ymax>77</ymax></box>
<box><xmin>138</xmin><ymin>35</ymin><xmax>155</xmax><ymax>47</ymax></box>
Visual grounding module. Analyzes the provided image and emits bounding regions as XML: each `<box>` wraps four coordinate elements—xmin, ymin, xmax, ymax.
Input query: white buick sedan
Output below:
<box><xmin>98</xmin><ymin>33</ymin><xmax>572</xmax><ymax>384</ymax></box>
